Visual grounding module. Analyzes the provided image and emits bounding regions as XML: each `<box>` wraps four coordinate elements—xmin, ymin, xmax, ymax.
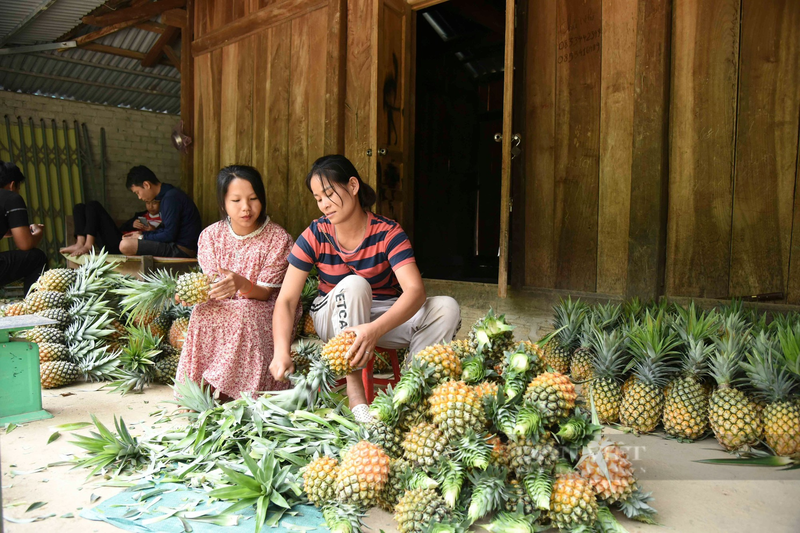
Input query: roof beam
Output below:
<box><xmin>142</xmin><ymin>25</ymin><xmax>179</xmax><ymax>67</ymax></box>
<box><xmin>162</xmin><ymin>44</ymin><xmax>181</xmax><ymax>72</ymax></box>
<box><xmin>160</xmin><ymin>9</ymin><xmax>188</xmax><ymax>28</ymax></box>
<box><xmin>81</xmin><ymin>43</ymin><xmax>172</xmax><ymax>66</ymax></box>
<box><xmin>0</xmin><ymin>67</ymin><xmax>179</xmax><ymax>99</ymax></box>
<box><xmin>83</xmin><ymin>0</ymin><xmax>186</xmax><ymax>27</ymax></box>
<box><xmin>26</xmin><ymin>52</ymin><xmax>181</xmax><ymax>82</ymax></box>
<box><xmin>0</xmin><ymin>42</ymin><xmax>75</xmax><ymax>55</ymax></box>
<box><xmin>136</xmin><ymin>21</ymin><xmax>168</xmax><ymax>33</ymax></box>
<box><xmin>74</xmin><ymin>15</ymin><xmax>155</xmax><ymax>46</ymax></box>
<box><xmin>57</xmin><ymin>0</ymin><xmax>132</xmax><ymax>42</ymax></box>
<box><xmin>0</xmin><ymin>0</ymin><xmax>60</xmax><ymax>47</ymax></box>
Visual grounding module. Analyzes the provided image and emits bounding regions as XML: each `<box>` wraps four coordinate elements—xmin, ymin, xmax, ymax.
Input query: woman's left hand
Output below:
<box><xmin>209</xmin><ymin>268</ymin><xmax>245</xmax><ymax>300</ymax></box>
<box><xmin>345</xmin><ymin>322</ymin><xmax>382</xmax><ymax>368</ymax></box>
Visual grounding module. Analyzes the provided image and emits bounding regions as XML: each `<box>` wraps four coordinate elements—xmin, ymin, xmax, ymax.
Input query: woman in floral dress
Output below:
<box><xmin>175</xmin><ymin>165</ymin><xmax>300</xmax><ymax>399</ymax></box>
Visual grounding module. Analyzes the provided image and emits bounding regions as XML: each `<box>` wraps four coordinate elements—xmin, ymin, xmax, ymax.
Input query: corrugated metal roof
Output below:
<box><xmin>0</xmin><ymin>0</ymin><xmax>181</xmax><ymax>114</ymax></box>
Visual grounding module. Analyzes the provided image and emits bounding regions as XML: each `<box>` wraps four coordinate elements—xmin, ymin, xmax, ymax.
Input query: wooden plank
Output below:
<box><xmin>344</xmin><ymin>0</ymin><xmax>373</xmax><ymax>183</ymax></box>
<box><xmin>325</xmin><ymin>0</ymin><xmax>346</xmax><ymax>155</ymax></box>
<box><xmin>406</xmin><ymin>0</ymin><xmax>446</xmax><ymax>9</ymax></box>
<box><xmin>136</xmin><ymin>21</ymin><xmax>168</xmax><ymax>33</ymax></box>
<box><xmin>288</xmin><ymin>14</ymin><xmax>310</xmax><ymax>237</ymax></box>
<box><xmin>404</xmin><ymin>10</ymin><xmax>416</xmax><ymax>242</ymax></box>
<box><xmin>161</xmin><ymin>8</ymin><xmax>189</xmax><ymax>27</ymax></box>
<box><xmin>524</xmin><ymin>0</ymin><xmax>556</xmax><ymax>288</ymax></box>
<box><xmin>218</xmin><ymin>42</ymin><xmax>239</xmax><ymax>167</ymax></box>
<box><xmin>266</xmin><ymin>23</ymin><xmax>292</xmax><ymax>229</ymax></box>
<box><xmin>163</xmin><ymin>44</ymin><xmax>181</xmax><ymax>71</ymax></box>
<box><xmin>666</xmin><ymin>0</ymin><xmax>740</xmax><ymax>298</ymax></box>
<box><xmin>83</xmin><ymin>0</ymin><xmax>185</xmax><ymax>26</ymax></box>
<box><xmin>596</xmin><ymin>0</ymin><xmax>637</xmax><ymax>295</ymax></box>
<box><xmin>192</xmin><ymin>0</ymin><xmax>328</xmax><ymax>57</ymax></box>
<box><xmin>730</xmin><ymin>0</ymin><xmax>800</xmax><ymax>299</ymax></box>
<box><xmin>307</xmin><ymin>7</ymin><xmax>328</xmax><ymax>226</ymax></box>
<box><xmin>626</xmin><ymin>0</ymin><xmax>672</xmax><ymax>300</ymax></box>
<box><xmin>193</xmin><ymin>48</ymin><xmax>222</xmax><ymax>225</ymax></box>
<box><xmin>252</xmin><ymin>28</ymin><xmax>272</xmax><ymax>222</ymax></box>
<box><xmin>142</xmin><ymin>25</ymin><xmax>180</xmax><ymax>67</ymax></box>
<box><xmin>180</xmin><ymin>0</ymin><xmax>194</xmax><ymax>197</ymax></box>
<box><xmin>235</xmin><ymin>36</ymin><xmax>255</xmax><ymax>165</ymax></box>
<box><xmin>789</xmin><ymin>125</ymin><xmax>800</xmax><ymax>303</ymax></box>
<box><xmin>74</xmin><ymin>15</ymin><xmax>153</xmax><ymax>46</ymax></box>
<box><xmin>497</xmin><ymin>0</ymin><xmax>515</xmax><ymax>298</ymax></box>
<box><xmin>553</xmin><ymin>0</ymin><xmax>602</xmax><ymax>292</ymax></box>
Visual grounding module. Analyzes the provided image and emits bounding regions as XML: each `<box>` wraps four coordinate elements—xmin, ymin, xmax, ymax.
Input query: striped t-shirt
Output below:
<box><xmin>288</xmin><ymin>212</ymin><xmax>415</xmax><ymax>300</ymax></box>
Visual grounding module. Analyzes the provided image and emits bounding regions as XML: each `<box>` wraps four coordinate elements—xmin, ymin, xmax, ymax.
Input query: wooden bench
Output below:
<box><xmin>63</xmin><ymin>252</ymin><xmax>198</xmax><ymax>279</ymax></box>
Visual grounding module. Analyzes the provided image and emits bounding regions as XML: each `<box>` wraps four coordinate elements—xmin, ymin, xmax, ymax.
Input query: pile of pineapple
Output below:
<box><xmin>542</xmin><ymin>297</ymin><xmax>800</xmax><ymax>457</ymax></box>
<box><xmin>303</xmin><ymin>310</ymin><xmax>657</xmax><ymax>532</ymax></box>
<box><xmin>0</xmin><ymin>250</ymin><xmax>211</xmax><ymax>392</ymax></box>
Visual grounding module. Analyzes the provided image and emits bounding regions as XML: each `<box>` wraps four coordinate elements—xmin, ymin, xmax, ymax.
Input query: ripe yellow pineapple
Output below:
<box><xmin>449</xmin><ymin>338</ymin><xmax>474</xmax><ymax>359</ymax></box>
<box><xmin>25</xmin><ymin>290</ymin><xmax>67</xmax><ymax>313</ymax></box>
<box><xmin>401</xmin><ymin>422</ymin><xmax>448</xmax><ymax>467</ymax></box>
<box><xmin>169</xmin><ymin>317</ymin><xmax>190</xmax><ymax>350</ymax></box>
<box><xmin>26</xmin><ymin>326</ymin><xmax>65</xmax><ymax>345</ymax></box>
<box><xmin>301</xmin><ymin>312</ymin><xmax>317</xmax><ymax>337</ymax></box>
<box><xmin>334</xmin><ymin>440</ymin><xmax>390</xmax><ymax>508</ymax></box>
<box><xmin>38</xmin><ymin>342</ymin><xmax>69</xmax><ymax>363</ymax></box>
<box><xmin>487</xmin><ymin>436</ymin><xmax>508</xmax><ymax>467</ymax></box>
<box><xmin>394</xmin><ymin>488</ymin><xmax>451</xmax><ymax>533</ymax></box>
<box><xmin>40</xmin><ymin>360</ymin><xmax>79</xmax><ymax>388</ymax></box>
<box><xmin>473</xmin><ymin>381</ymin><xmax>499</xmax><ymax>401</ymax></box>
<box><xmin>413</xmin><ymin>343</ymin><xmax>461</xmax><ymax>383</ymax></box>
<box><xmin>36</xmin><ymin>268</ymin><xmax>77</xmax><ymax>292</ymax></box>
<box><xmin>428</xmin><ymin>380</ymin><xmax>486</xmax><ymax>440</ymax></box>
<box><xmin>176</xmin><ymin>272</ymin><xmax>211</xmax><ymax>305</ymax></box>
<box><xmin>577</xmin><ymin>438</ymin><xmax>636</xmax><ymax>504</ymax></box>
<box><xmin>303</xmin><ymin>455</ymin><xmax>339</xmax><ymax>506</ymax></box>
<box><xmin>524</xmin><ymin>372</ymin><xmax>577</xmax><ymax>425</ymax></box>
<box><xmin>132</xmin><ymin>309</ymin><xmax>158</xmax><ymax>328</ymax></box>
<box><xmin>550</xmin><ymin>472</ymin><xmax>598</xmax><ymax>530</ymax></box>
<box><xmin>320</xmin><ymin>331</ymin><xmax>357</xmax><ymax>376</ymax></box>
<box><xmin>4</xmin><ymin>301</ymin><xmax>28</xmax><ymax>316</ymax></box>
<box><xmin>545</xmin><ymin>297</ymin><xmax>586</xmax><ymax>373</ymax></box>
<box><xmin>586</xmin><ymin>328</ymin><xmax>627</xmax><ymax>424</ymax></box>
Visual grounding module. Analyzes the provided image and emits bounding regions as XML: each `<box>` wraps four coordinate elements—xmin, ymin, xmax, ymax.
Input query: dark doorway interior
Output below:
<box><xmin>413</xmin><ymin>0</ymin><xmax>506</xmax><ymax>283</ymax></box>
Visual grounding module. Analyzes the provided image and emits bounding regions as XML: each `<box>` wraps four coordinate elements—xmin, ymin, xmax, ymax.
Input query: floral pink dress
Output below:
<box><xmin>175</xmin><ymin>217</ymin><xmax>300</xmax><ymax>397</ymax></box>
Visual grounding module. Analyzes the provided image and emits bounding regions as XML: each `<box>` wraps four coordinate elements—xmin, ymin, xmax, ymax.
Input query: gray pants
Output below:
<box><xmin>310</xmin><ymin>275</ymin><xmax>461</xmax><ymax>357</ymax></box>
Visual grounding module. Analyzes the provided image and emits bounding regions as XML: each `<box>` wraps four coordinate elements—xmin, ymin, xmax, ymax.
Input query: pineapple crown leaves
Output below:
<box><xmin>589</xmin><ymin>328</ymin><xmax>629</xmax><ymax>381</ymax></box>
<box><xmin>481</xmin><ymin>511</ymin><xmax>540</xmax><ymax>533</ymax></box>
<box><xmin>167</xmin><ymin>375</ymin><xmax>218</xmax><ymax>416</ymax></box>
<box><xmin>64</xmin><ymin>311</ymin><xmax>116</xmax><ymax>345</ymax></box>
<box><xmin>114</xmin><ymin>269</ymin><xmax>180</xmax><ymax>323</ymax></box>
<box><xmin>369</xmin><ymin>385</ymin><xmax>398</xmax><ymax>425</ymax></box>
<box><xmin>70</xmin><ymin>414</ymin><xmax>146</xmax><ymax>477</ymax></box>
<box><xmin>555</xmin><ymin>409</ymin><xmax>603</xmax><ymax>459</ymax></box>
<box><xmin>503</xmin><ymin>346</ymin><xmax>533</xmax><ymax>374</ymax></box>
<box><xmin>322</xmin><ymin>502</ymin><xmax>365</xmax><ymax>533</ymax></box>
<box><xmin>739</xmin><ymin>340</ymin><xmax>799</xmax><ymax>403</ymax></box>
<box><xmin>465</xmin><ymin>465</ymin><xmax>508</xmax><ymax>524</ymax></box>
<box><xmin>106</xmin><ymin>367</ymin><xmax>155</xmax><ymax>395</ymax></box>
<box><xmin>553</xmin><ymin>297</ymin><xmax>587</xmax><ymax>348</ymax></box>
<box><xmin>461</xmin><ymin>352</ymin><xmax>487</xmax><ymax>383</ymax></box>
<box><xmin>592</xmin><ymin>302</ymin><xmax>623</xmax><ymax>331</ymax></box>
<box><xmin>393</xmin><ymin>357</ymin><xmax>435</xmax><ymax>408</ymax></box>
<box><xmin>679</xmin><ymin>337</ymin><xmax>715</xmax><ymax>378</ymax></box>
<box><xmin>673</xmin><ymin>302</ymin><xmax>719</xmax><ymax>345</ymax></box>
<box><xmin>710</xmin><ymin>330</ymin><xmax>751</xmax><ymax>386</ymax></box>
<box><xmin>623</xmin><ymin>297</ymin><xmax>644</xmax><ymax>323</ymax></box>
<box><xmin>73</xmin><ymin>342</ymin><xmax>121</xmax><ymax>382</ymax></box>
<box><xmin>472</xmin><ymin>308</ymin><xmax>515</xmax><ymax>351</ymax></box>
<box><xmin>776</xmin><ymin>323</ymin><xmax>800</xmax><ymax>378</ymax></box>
<box><xmin>265</xmin><ymin>357</ymin><xmax>335</xmax><ymax>412</ymax></box>
<box><xmin>67</xmin><ymin>292</ymin><xmax>114</xmax><ymax>317</ymax></box>
<box><xmin>596</xmin><ymin>506</ymin><xmax>634</xmax><ymax>532</ymax></box>
<box><xmin>448</xmin><ymin>430</ymin><xmax>493</xmax><ymax>470</ymax></box>
<box><xmin>616</xmin><ymin>487</ymin><xmax>659</xmax><ymax>524</ymax></box>
<box><xmin>436</xmin><ymin>458</ymin><xmax>466</xmax><ymax>509</ymax></box>
<box><xmin>118</xmin><ymin>325</ymin><xmax>163</xmax><ymax>373</ymax></box>
<box><xmin>522</xmin><ymin>469</ymin><xmax>553</xmax><ymax>511</ymax></box>
<box><xmin>624</xmin><ymin>311</ymin><xmax>682</xmax><ymax>386</ymax></box>
<box><xmin>512</xmin><ymin>401</ymin><xmax>543</xmax><ymax>441</ymax></box>
<box><xmin>502</xmin><ymin>370</ymin><xmax>530</xmax><ymax>401</ymax></box>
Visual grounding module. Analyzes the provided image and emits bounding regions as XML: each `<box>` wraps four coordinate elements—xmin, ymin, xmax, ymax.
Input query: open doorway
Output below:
<box><xmin>412</xmin><ymin>0</ymin><xmax>507</xmax><ymax>283</ymax></box>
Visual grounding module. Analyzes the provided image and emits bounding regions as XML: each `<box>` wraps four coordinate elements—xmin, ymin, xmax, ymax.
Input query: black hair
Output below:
<box><xmin>217</xmin><ymin>165</ymin><xmax>268</xmax><ymax>225</ymax></box>
<box><xmin>305</xmin><ymin>155</ymin><xmax>376</xmax><ymax>210</ymax></box>
<box><xmin>0</xmin><ymin>160</ymin><xmax>26</xmax><ymax>188</ymax></box>
<box><xmin>125</xmin><ymin>165</ymin><xmax>160</xmax><ymax>188</ymax></box>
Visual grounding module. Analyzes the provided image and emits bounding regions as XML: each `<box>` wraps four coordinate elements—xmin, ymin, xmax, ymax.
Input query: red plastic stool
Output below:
<box><xmin>363</xmin><ymin>347</ymin><xmax>402</xmax><ymax>404</ymax></box>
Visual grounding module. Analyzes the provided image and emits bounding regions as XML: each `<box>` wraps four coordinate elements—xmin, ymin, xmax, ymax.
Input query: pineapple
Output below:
<box><xmin>320</xmin><ymin>331</ymin><xmax>357</xmax><ymax>376</ymax></box>
<box><xmin>394</xmin><ymin>488</ymin><xmax>451</xmax><ymax>533</ymax></box>
<box><xmin>467</xmin><ymin>309</ymin><xmax>515</xmax><ymax>368</ymax></box>
<box><xmin>413</xmin><ymin>343</ymin><xmax>462</xmax><ymax>383</ymax></box>
<box><xmin>303</xmin><ymin>455</ymin><xmax>339</xmax><ymax>506</ymax></box>
<box><xmin>550</xmin><ymin>472</ymin><xmax>598</xmax><ymax>530</ymax></box>
<box><xmin>38</xmin><ymin>342</ymin><xmax>69</xmax><ymax>363</ymax></box>
<box><xmin>154</xmin><ymin>344</ymin><xmax>181</xmax><ymax>384</ymax></box>
<box><xmin>506</xmin><ymin>433</ymin><xmax>560</xmax><ymax>477</ymax></box>
<box><xmin>708</xmin><ymin>332</ymin><xmax>761</xmax><ymax>451</ymax></box>
<box><xmin>619</xmin><ymin>312</ymin><xmax>680</xmax><ymax>433</ymax></box>
<box><xmin>428</xmin><ymin>380</ymin><xmax>486</xmax><ymax>440</ymax></box>
<box><xmin>466</xmin><ymin>466</ymin><xmax>507</xmax><ymax>523</ymax></box>
<box><xmin>334</xmin><ymin>440</ymin><xmax>390</xmax><ymax>507</ymax></box>
<box><xmin>505</xmin><ymin>478</ymin><xmax>536</xmax><ymax>514</ymax></box>
<box><xmin>36</xmin><ymin>268</ymin><xmax>77</xmax><ymax>292</ymax></box>
<box><xmin>34</xmin><ymin>308</ymin><xmax>70</xmax><ymax>330</ymax></box>
<box><xmin>108</xmin><ymin>326</ymin><xmax>162</xmax><ymax>394</ymax></box>
<box><xmin>291</xmin><ymin>340</ymin><xmax>317</xmax><ymax>375</ymax></box>
<box><xmin>109</xmin><ymin>319</ymin><xmax>127</xmax><ymax>346</ymax></box>
<box><xmin>364</xmin><ymin>420</ymin><xmax>404</xmax><ymax>459</ymax></box>
<box><xmin>401</xmin><ymin>422</ymin><xmax>448</xmax><ymax>467</ymax></box>
<box><xmin>570</xmin><ymin>318</ymin><xmax>596</xmax><ymax>381</ymax></box>
<box><xmin>25</xmin><ymin>290</ymin><xmax>67</xmax><ymax>312</ymax></box>
<box><xmin>25</xmin><ymin>326</ymin><xmax>65</xmax><ymax>345</ymax></box>
<box><xmin>577</xmin><ymin>437</ymin><xmax>636</xmax><ymax>504</ymax></box>
<box><xmin>523</xmin><ymin>372</ymin><xmax>577</xmax><ymax>425</ymax></box>
<box><xmin>586</xmin><ymin>328</ymin><xmax>628</xmax><ymax>424</ymax></box>
<box><xmin>397</xmin><ymin>397</ymin><xmax>432</xmax><ymax>431</ymax></box>
<box><xmin>474</xmin><ymin>381</ymin><xmax>499</xmax><ymax>401</ymax></box>
<box><xmin>514</xmin><ymin>340</ymin><xmax>545</xmax><ymax>375</ymax></box>
<box><xmin>72</xmin><ymin>340</ymin><xmax>120</xmax><ymax>383</ymax></box>
<box><xmin>149</xmin><ymin>311</ymin><xmax>172</xmax><ymax>340</ymax></box>
<box><xmin>741</xmin><ymin>332</ymin><xmax>800</xmax><ymax>456</ymax></box>
<box><xmin>4</xmin><ymin>301</ymin><xmax>27</xmax><ymax>316</ymax></box>
<box><xmin>594</xmin><ymin>301</ymin><xmax>622</xmax><ymax>331</ymax></box>
<box><xmin>450</xmin><ymin>338</ymin><xmax>474</xmax><ymax>359</ymax></box>
<box><xmin>488</xmin><ymin>436</ymin><xmax>508</xmax><ymax>467</ymax></box>
<box><xmin>377</xmin><ymin>458</ymin><xmax>412</xmax><ymax>512</ymax></box>
<box><xmin>132</xmin><ymin>309</ymin><xmax>158</xmax><ymax>328</ymax></box>
<box><xmin>40</xmin><ymin>360</ymin><xmax>79</xmax><ymax>388</ymax></box>
<box><xmin>301</xmin><ymin>312</ymin><xmax>317</xmax><ymax>337</ymax></box>
<box><xmin>663</xmin><ymin>337</ymin><xmax>714</xmax><ymax>441</ymax></box>
<box><xmin>545</xmin><ymin>297</ymin><xmax>586</xmax><ymax>374</ymax></box>
<box><xmin>169</xmin><ymin>316</ymin><xmax>190</xmax><ymax>350</ymax></box>
<box><xmin>299</xmin><ymin>274</ymin><xmax>319</xmax><ymax>337</ymax></box>
<box><xmin>176</xmin><ymin>271</ymin><xmax>211</xmax><ymax>305</ymax></box>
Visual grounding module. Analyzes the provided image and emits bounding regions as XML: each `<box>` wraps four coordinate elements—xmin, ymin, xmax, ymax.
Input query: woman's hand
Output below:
<box><xmin>345</xmin><ymin>322</ymin><xmax>382</xmax><ymax>368</ymax></box>
<box><xmin>209</xmin><ymin>268</ymin><xmax>246</xmax><ymax>300</ymax></box>
<box><xmin>133</xmin><ymin>220</ymin><xmax>153</xmax><ymax>231</ymax></box>
<box><xmin>270</xmin><ymin>351</ymin><xmax>295</xmax><ymax>382</ymax></box>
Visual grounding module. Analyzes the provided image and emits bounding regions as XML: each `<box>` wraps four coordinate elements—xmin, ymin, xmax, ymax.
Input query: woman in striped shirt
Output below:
<box><xmin>271</xmin><ymin>155</ymin><xmax>461</xmax><ymax>423</ymax></box>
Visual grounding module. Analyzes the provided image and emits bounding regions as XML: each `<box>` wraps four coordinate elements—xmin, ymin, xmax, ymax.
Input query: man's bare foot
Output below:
<box><xmin>60</xmin><ymin>244</ymin><xmax>80</xmax><ymax>254</ymax></box>
<box><xmin>72</xmin><ymin>245</ymin><xmax>92</xmax><ymax>256</ymax></box>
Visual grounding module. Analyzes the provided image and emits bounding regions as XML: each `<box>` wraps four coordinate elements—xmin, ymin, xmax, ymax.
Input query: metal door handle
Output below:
<box><xmin>494</xmin><ymin>133</ymin><xmax>522</xmax><ymax>143</ymax></box>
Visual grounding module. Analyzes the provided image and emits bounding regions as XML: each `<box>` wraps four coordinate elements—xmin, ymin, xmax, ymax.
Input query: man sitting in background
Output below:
<box><xmin>119</xmin><ymin>166</ymin><xmax>201</xmax><ymax>258</ymax></box>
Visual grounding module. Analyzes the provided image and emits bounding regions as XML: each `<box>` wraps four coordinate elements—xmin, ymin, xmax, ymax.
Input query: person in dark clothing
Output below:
<box><xmin>0</xmin><ymin>161</ymin><xmax>47</xmax><ymax>292</ymax></box>
<box><xmin>119</xmin><ymin>166</ymin><xmax>202</xmax><ymax>258</ymax></box>
<box><xmin>60</xmin><ymin>199</ymin><xmax>160</xmax><ymax>256</ymax></box>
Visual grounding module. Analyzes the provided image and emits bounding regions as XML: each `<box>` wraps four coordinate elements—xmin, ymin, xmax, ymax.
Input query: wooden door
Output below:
<box><xmin>373</xmin><ymin>0</ymin><xmax>414</xmax><ymax>233</ymax></box>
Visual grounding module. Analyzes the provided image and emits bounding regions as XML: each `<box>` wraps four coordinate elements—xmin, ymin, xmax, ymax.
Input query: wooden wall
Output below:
<box><xmin>191</xmin><ymin>0</ymin><xmax>344</xmax><ymax>237</ymax></box>
<box><xmin>521</xmin><ymin>0</ymin><xmax>800</xmax><ymax>301</ymax></box>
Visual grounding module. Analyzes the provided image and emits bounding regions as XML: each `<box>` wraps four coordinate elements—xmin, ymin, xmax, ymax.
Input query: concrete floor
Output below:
<box><xmin>3</xmin><ymin>290</ymin><xmax>800</xmax><ymax>532</ymax></box>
